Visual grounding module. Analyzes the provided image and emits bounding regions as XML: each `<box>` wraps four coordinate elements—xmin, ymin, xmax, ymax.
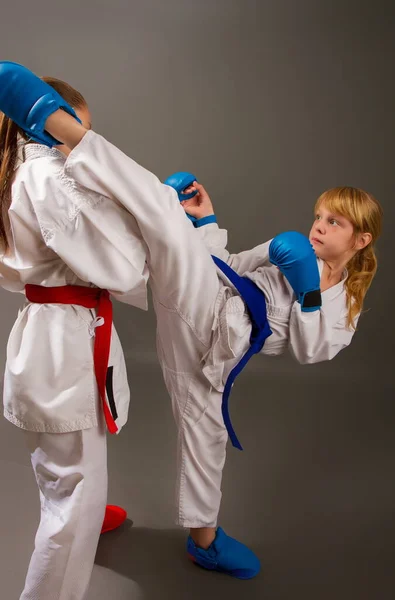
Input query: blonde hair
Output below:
<box><xmin>0</xmin><ymin>76</ymin><xmax>87</xmax><ymax>251</ymax></box>
<box><xmin>314</xmin><ymin>187</ymin><xmax>383</xmax><ymax>329</ymax></box>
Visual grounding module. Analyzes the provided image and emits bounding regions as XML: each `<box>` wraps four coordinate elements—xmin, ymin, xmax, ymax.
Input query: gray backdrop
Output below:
<box><xmin>0</xmin><ymin>1</ymin><xmax>394</xmax><ymax>599</ymax></box>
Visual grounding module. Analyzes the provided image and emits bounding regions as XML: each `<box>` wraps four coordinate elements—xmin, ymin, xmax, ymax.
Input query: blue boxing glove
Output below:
<box><xmin>164</xmin><ymin>171</ymin><xmax>199</xmax><ymax>223</ymax></box>
<box><xmin>269</xmin><ymin>231</ymin><xmax>322</xmax><ymax>312</ymax></box>
<box><xmin>0</xmin><ymin>61</ymin><xmax>80</xmax><ymax>147</ymax></box>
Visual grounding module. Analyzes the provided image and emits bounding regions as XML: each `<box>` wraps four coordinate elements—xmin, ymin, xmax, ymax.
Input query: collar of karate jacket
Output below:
<box><xmin>22</xmin><ymin>142</ymin><xmax>66</xmax><ymax>162</ymax></box>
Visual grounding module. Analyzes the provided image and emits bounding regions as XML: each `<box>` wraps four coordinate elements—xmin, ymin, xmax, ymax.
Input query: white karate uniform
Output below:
<box><xmin>2</xmin><ymin>143</ymin><xmax>149</xmax><ymax>434</ymax></box>
<box><xmin>60</xmin><ymin>130</ymin><xmax>358</xmax><ymax>531</ymax></box>
<box><xmin>1</xmin><ymin>142</ymin><xmax>149</xmax><ymax>599</ymax></box>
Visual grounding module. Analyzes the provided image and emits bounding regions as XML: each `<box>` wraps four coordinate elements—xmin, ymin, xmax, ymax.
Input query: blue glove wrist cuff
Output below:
<box><xmin>195</xmin><ymin>215</ymin><xmax>217</xmax><ymax>228</ymax></box>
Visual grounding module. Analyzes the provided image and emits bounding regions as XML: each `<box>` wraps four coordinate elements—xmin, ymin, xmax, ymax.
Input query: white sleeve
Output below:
<box><xmin>196</xmin><ymin>222</ymin><xmax>273</xmax><ymax>275</ymax></box>
<box><xmin>26</xmin><ymin>163</ymin><xmax>149</xmax><ymax>309</ymax></box>
<box><xmin>288</xmin><ymin>296</ymin><xmax>358</xmax><ymax>364</ymax></box>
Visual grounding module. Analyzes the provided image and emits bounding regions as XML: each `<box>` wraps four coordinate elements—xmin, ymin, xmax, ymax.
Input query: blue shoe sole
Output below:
<box><xmin>188</xmin><ymin>553</ymin><xmax>259</xmax><ymax>580</ymax></box>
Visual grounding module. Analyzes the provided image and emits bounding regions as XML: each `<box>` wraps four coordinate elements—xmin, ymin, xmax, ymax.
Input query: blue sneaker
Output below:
<box><xmin>187</xmin><ymin>527</ymin><xmax>260</xmax><ymax>579</ymax></box>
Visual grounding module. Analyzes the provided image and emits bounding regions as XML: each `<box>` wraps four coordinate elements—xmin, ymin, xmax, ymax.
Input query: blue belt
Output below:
<box><xmin>211</xmin><ymin>255</ymin><xmax>272</xmax><ymax>450</ymax></box>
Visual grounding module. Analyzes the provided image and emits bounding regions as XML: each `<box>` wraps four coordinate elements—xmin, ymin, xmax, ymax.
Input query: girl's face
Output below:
<box><xmin>309</xmin><ymin>202</ymin><xmax>370</xmax><ymax>263</ymax></box>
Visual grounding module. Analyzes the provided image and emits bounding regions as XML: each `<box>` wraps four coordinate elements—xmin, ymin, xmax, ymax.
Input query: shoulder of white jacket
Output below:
<box><xmin>14</xmin><ymin>154</ymin><xmax>69</xmax><ymax>194</ymax></box>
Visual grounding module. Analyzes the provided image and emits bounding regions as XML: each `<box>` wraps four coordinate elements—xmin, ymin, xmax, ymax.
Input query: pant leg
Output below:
<box><xmin>65</xmin><ymin>131</ymin><xmax>220</xmax><ymax>347</ymax></box>
<box><xmin>66</xmin><ymin>132</ymin><xmax>228</xmax><ymax>527</ymax></box>
<box><xmin>155</xmin><ymin>299</ymin><xmax>228</xmax><ymax>528</ymax></box>
<box><xmin>20</xmin><ymin>418</ymin><xmax>107</xmax><ymax>600</ymax></box>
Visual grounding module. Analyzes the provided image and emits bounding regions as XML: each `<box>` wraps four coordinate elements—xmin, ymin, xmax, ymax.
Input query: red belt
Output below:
<box><xmin>25</xmin><ymin>284</ymin><xmax>118</xmax><ymax>434</ymax></box>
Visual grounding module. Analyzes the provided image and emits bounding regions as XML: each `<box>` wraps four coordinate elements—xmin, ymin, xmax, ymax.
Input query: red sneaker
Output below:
<box><xmin>100</xmin><ymin>505</ymin><xmax>127</xmax><ymax>534</ymax></box>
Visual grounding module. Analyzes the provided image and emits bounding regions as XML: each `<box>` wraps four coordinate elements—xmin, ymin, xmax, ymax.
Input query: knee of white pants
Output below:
<box><xmin>25</xmin><ymin>427</ymin><xmax>107</xmax><ymax>523</ymax></box>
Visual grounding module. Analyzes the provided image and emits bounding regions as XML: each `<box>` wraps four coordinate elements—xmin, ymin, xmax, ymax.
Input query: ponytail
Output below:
<box><xmin>0</xmin><ymin>114</ymin><xmax>21</xmax><ymax>251</ymax></box>
<box><xmin>345</xmin><ymin>244</ymin><xmax>378</xmax><ymax>329</ymax></box>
